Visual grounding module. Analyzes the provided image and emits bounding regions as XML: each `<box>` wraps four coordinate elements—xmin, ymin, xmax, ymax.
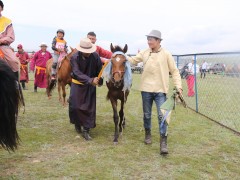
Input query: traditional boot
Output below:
<box><xmin>21</xmin><ymin>81</ymin><xmax>27</xmax><ymax>90</ymax></box>
<box><xmin>160</xmin><ymin>135</ymin><xmax>168</xmax><ymax>155</ymax></box>
<box><xmin>34</xmin><ymin>85</ymin><xmax>37</xmax><ymax>92</ymax></box>
<box><xmin>75</xmin><ymin>124</ymin><xmax>82</xmax><ymax>134</ymax></box>
<box><xmin>82</xmin><ymin>128</ymin><xmax>92</xmax><ymax>141</ymax></box>
<box><xmin>144</xmin><ymin>128</ymin><xmax>152</xmax><ymax>144</ymax></box>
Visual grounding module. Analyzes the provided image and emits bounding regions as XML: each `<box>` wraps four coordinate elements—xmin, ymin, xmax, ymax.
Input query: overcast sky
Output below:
<box><xmin>4</xmin><ymin>0</ymin><xmax>240</xmax><ymax>54</ymax></box>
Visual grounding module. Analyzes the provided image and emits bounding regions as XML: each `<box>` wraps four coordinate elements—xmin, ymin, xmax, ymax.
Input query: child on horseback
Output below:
<box><xmin>51</xmin><ymin>29</ymin><xmax>68</xmax><ymax>80</ymax></box>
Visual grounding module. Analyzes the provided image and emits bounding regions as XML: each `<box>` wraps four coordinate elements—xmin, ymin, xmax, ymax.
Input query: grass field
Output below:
<box><xmin>182</xmin><ymin>73</ymin><xmax>240</xmax><ymax>132</ymax></box>
<box><xmin>0</xmin><ymin>73</ymin><xmax>240</xmax><ymax>179</ymax></box>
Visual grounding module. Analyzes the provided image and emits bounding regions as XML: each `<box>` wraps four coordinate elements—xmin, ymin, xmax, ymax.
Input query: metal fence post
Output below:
<box><xmin>194</xmin><ymin>54</ymin><xmax>199</xmax><ymax>112</ymax></box>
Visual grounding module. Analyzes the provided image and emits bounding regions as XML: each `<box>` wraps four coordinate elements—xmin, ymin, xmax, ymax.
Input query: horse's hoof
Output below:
<box><xmin>113</xmin><ymin>141</ymin><xmax>118</xmax><ymax>145</ymax></box>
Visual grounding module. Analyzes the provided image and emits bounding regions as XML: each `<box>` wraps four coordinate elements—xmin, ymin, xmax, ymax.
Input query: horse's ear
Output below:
<box><xmin>70</xmin><ymin>46</ymin><xmax>74</xmax><ymax>52</ymax></box>
<box><xmin>123</xmin><ymin>44</ymin><xmax>128</xmax><ymax>54</ymax></box>
<box><xmin>110</xmin><ymin>43</ymin><xmax>115</xmax><ymax>53</ymax></box>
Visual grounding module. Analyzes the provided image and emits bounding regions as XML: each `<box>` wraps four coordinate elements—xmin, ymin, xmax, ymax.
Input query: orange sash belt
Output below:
<box><xmin>21</xmin><ymin>64</ymin><xmax>27</xmax><ymax>73</ymax></box>
<box><xmin>72</xmin><ymin>78</ymin><xmax>83</xmax><ymax>85</ymax></box>
<box><xmin>0</xmin><ymin>49</ymin><xmax>4</xmax><ymax>59</ymax></box>
<box><xmin>36</xmin><ymin>66</ymin><xmax>46</xmax><ymax>75</ymax></box>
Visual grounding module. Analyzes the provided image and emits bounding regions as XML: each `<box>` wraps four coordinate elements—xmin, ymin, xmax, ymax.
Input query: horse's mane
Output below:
<box><xmin>0</xmin><ymin>60</ymin><xmax>20</xmax><ymax>151</ymax></box>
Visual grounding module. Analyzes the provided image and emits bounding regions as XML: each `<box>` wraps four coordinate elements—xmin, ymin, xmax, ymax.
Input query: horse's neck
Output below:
<box><xmin>107</xmin><ymin>80</ymin><xmax>124</xmax><ymax>89</ymax></box>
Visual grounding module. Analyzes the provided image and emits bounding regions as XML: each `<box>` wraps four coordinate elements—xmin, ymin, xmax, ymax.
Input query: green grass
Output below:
<box><xmin>0</xmin><ymin>73</ymin><xmax>240</xmax><ymax>179</ymax></box>
<box><xmin>182</xmin><ymin>74</ymin><xmax>240</xmax><ymax>132</ymax></box>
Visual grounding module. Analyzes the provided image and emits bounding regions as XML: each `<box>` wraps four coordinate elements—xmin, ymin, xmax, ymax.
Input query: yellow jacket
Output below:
<box><xmin>128</xmin><ymin>47</ymin><xmax>182</xmax><ymax>94</ymax></box>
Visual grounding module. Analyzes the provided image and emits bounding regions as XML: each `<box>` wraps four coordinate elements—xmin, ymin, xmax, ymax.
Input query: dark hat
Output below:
<box><xmin>0</xmin><ymin>1</ymin><xmax>4</xmax><ymax>9</ymax></box>
<box><xmin>57</xmin><ymin>29</ymin><xmax>65</xmax><ymax>35</ymax></box>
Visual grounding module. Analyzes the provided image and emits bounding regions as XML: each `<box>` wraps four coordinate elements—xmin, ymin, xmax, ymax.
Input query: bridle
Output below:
<box><xmin>111</xmin><ymin>52</ymin><xmax>126</xmax><ymax>85</ymax></box>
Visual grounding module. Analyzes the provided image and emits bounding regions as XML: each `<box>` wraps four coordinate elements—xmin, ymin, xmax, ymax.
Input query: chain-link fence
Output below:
<box><xmin>173</xmin><ymin>52</ymin><xmax>240</xmax><ymax>133</ymax></box>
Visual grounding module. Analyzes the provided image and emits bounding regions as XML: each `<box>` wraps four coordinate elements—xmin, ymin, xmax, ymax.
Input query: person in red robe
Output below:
<box><xmin>16</xmin><ymin>44</ymin><xmax>29</xmax><ymax>90</ymax></box>
<box><xmin>31</xmin><ymin>42</ymin><xmax>52</xmax><ymax>92</ymax></box>
<box><xmin>87</xmin><ymin>31</ymin><xmax>112</xmax><ymax>63</ymax></box>
<box><xmin>28</xmin><ymin>51</ymin><xmax>35</xmax><ymax>72</ymax></box>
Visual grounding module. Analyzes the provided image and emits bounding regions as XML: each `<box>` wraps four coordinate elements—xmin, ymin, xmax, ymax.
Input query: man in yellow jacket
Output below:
<box><xmin>128</xmin><ymin>30</ymin><xmax>183</xmax><ymax>155</ymax></box>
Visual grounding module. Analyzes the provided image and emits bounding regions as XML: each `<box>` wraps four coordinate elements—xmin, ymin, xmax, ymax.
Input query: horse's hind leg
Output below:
<box><xmin>58</xmin><ymin>81</ymin><xmax>62</xmax><ymax>102</ymax></box>
<box><xmin>62</xmin><ymin>84</ymin><xmax>67</xmax><ymax>106</ymax></box>
<box><xmin>119</xmin><ymin>99</ymin><xmax>125</xmax><ymax>135</ymax></box>
<box><xmin>110</xmin><ymin>98</ymin><xmax>119</xmax><ymax>143</ymax></box>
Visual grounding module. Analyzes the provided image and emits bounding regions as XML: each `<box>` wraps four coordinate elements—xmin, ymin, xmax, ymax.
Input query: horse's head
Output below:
<box><xmin>110</xmin><ymin>43</ymin><xmax>128</xmax><ymax>87</ymax></box>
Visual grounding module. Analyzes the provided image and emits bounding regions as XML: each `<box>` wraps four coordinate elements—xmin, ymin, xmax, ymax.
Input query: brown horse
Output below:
<box><xmin>46</xmin><ymin>47</ymin><xmax>76</xmax><ymax>105</ymax></box>
<box><xmin>104</xmin><ymin>43</ymin><xmax>132</xmax><ymax>143</ymax></box>
<box><xmin>0</xmin><ymin>60</ymin><xmax>23</xmax><ymax>151</ymax></box>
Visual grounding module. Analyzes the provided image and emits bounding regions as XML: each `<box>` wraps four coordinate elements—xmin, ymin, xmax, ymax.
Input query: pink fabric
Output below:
<box><xmin>186</xmin><ymin>75</ymin><xmax>195</xmax><ymax>96</ymax></box>
<box><xmin>0</xmin><ymin>23</ymin><xmax>15</xmax><ymax>44</ymax></box>
<box><xmin>0</xmin><ymin>24</ymin><xmax>19</xmax><ymax>72</ymax></box>
<box><xmin>31</xmin><ymin>50</ymin><xmax>52</xmax><ymax>88</ymax></box>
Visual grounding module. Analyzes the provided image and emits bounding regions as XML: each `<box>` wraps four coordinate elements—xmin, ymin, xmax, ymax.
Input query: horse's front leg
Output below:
<box><xmin>119</xmin><ymin>99</ymin><xmax>125</xmax><ymax>135</ymax></box>
<box><xmin>110</xmin><ymin>98</ymin><xmax>119</xmax><ymax>143</ymax></box>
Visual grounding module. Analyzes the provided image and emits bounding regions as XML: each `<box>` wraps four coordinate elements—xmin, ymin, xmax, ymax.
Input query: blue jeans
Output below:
<box><xmin>141</xmin><ymin>91</ymin><xmax>167</xmax><ymax>136</ymax></box>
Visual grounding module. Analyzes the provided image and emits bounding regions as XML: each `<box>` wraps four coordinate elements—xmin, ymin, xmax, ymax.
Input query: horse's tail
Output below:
<box><xmin>0</xmin><ymin>60</ymin><xmax>20</xmax><ymax>151</ymax></box>
<box><xmin>18</xmin><ymin>81</ymin><xmax>25</xmax><ymax>113</ymax></box>
<box><xmin>46</xmin><ymin>58</ymin><xmax>57</xmax><ymax>97</ymax></box>
<box><xmin>47</xmin><ymin>79</ymin><xmax>57</xmax><ymax>97</ymax></box>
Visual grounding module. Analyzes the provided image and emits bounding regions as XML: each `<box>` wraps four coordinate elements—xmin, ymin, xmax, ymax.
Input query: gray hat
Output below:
<box><xmin>146</xmin><ymin>30</ymin><xmax>163</xmax><ymax>40</ymax></box>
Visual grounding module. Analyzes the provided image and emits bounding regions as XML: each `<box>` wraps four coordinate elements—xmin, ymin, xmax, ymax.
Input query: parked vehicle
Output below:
<box><xmin>208</xmin><ymin>63</ymin><xmax>225</xmax><ymax>74</ymax></box>
<box><xmin>131</xmin><ymin>62</ymin><xmax>143</xmax><ymax>74</ymax></box>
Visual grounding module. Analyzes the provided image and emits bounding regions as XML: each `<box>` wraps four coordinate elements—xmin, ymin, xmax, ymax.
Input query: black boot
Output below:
<box><xmin>34</xmin><ymin>85</ymin><xmax>37</xmax><ymax>92</ymax></box>
<box><xmin>144</xmin><ymin>128</ymin><xmax>152</xmax><ymax>144</ymax></box>
<box><xmin>21</xmin><ymin>81</ymin><xmax>27</xmax><ymax>90</ymax></box>
<box><xmin>75</xmin><ymin>124</ymin><xmax>82</xmax><ymax>134</ymax></box>
<box><xmin>160</xmin><ymin>135</ymin><xmax>168</xmax><ymax>155</ymax></box>
<box><xmin>82</xmin><ymin>128</ymin><xmax>92</xmax><ymax>141</ymax></box>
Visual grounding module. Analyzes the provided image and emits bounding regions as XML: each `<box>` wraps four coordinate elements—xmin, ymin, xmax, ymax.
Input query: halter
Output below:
<box><xmin>111</xmin><ymin>51</ymin><xmax>126</xmax><ymax>83</ymax></box>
